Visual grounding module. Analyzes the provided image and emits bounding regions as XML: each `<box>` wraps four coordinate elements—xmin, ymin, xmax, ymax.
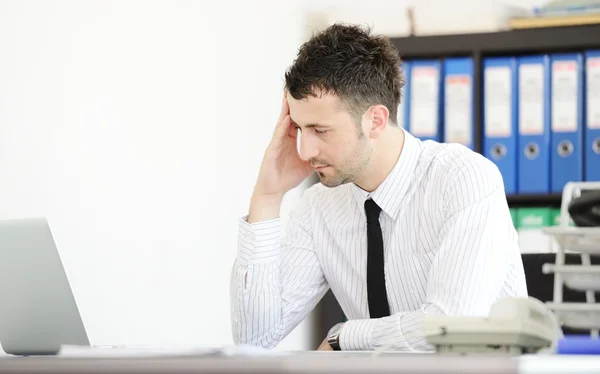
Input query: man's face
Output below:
<box><xmin>288</xmin><ymin>93</ymin><xmax>373</xmax><ymax>188</ymax></box>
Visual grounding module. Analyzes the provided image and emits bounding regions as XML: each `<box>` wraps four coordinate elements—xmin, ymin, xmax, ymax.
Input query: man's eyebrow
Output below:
<box><xmin>290</xmin><ymin>117</ymin><xmax>329</xmax><ymax>128</ymax></box>
<box><xmin>306</xmin><ymin>123</ymin><xmax>329</xmax><ymax>128</ymax></box>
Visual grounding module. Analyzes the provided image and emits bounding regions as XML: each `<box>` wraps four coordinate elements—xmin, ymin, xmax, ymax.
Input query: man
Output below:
<box><xmin>230</xmin><ymin>23</ymin><xmax>527</xmax><ymax>352</ymax></box>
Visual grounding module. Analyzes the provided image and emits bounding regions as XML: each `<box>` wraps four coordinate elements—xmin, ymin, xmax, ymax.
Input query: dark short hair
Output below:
<box><xmin>285</xmin><ymin>23</ymin><xmax>405</xmax><ymax>126</ymax></box>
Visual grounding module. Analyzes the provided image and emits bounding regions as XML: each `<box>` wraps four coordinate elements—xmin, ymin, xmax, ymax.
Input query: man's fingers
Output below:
<box><xmin>272</xmin><ymin>114</ymin><xmax>292</xmax><ymax>141</ymax></box>
<box><xmin>277</xmin><ymin>91</ymin><xmax>289</xmax><ymax>123</ymax></box>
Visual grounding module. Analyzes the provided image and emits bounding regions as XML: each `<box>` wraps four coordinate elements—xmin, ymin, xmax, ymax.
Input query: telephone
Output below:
<box><xmin>421</xmin><ymin>297</ymin><xmax>562</xmax><ymax>355</ymax></box>
<box><xmin>568</xmin><ymin>190</ymin><xmax>600</xmax><ymax>227</ymax></box>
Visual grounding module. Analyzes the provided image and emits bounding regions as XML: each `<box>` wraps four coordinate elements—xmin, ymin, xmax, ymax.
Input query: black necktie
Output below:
<box><xmin>364</xmin><ymin>199</ymin><xmax>390</xmax><ymax>318</ymax></box>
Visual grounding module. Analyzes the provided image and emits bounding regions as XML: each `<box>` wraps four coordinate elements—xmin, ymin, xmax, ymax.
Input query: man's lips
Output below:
<box><xmin>313</xmin><ymin>165</ymin><xmax>329</xmax><ymax>170</ymax></box>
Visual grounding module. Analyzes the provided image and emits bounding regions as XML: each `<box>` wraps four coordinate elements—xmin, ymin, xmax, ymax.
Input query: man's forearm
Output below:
<box><xmin>231</xmin><ymin>216</ymin><xmax>285</xmax><ymax>348</ymax></box>
<box><xmin>233</xmin><ymin>187</ymin><xmax>327</xmax><ymax>350</ymax></box>
<box><xmin>339</xmin><ymin>307</ymin><xmax>443</xmax><ymax>352</ymax></box>
<box><xmin>230</xmin><ymin>259</ymin><xmax>286</xmax><ymax>348</ymax></box>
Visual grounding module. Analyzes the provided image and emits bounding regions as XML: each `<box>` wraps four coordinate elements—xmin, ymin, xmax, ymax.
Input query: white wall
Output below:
<box><xmin>0</xmin><ymin>0</ymin><xmax>316</xmax><ymax>349</ymax></box>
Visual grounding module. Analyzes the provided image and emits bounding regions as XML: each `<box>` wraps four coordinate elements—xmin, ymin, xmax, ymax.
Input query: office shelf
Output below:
<box><xmin>390</xmin><ymin>24</ymin><xmax>600</xmax><ymax>209</ymax></box>
<box><xmin>390</xmin><ymin>24</ymin><xmax>600</xmax><ymax>59</ymax></box>
<box><xmin>391</xmin><ymin>24</ymin><xmax>600</xmax><ymax>157</ymax></box>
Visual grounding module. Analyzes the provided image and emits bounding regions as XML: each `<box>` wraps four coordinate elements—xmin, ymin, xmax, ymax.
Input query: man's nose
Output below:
<box><xmin>297</xmin><ymin>132</ymin><xmax>319</xmax><ymax>162</ymax></box>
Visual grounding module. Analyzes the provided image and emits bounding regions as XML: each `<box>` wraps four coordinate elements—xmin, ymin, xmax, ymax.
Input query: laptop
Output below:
<box><xmin>0</xmin><ymin>217</ymin><xmax>90</xmax><ymax>355</ymax></box>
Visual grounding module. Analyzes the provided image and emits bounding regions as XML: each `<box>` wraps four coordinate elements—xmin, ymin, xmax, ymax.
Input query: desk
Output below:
<box><xmin>0</xmin><ymin>352</ymin><xmax>597</xmax><ymax>374</ymax></box>
<box><xmin>0</xmin><ymin>352</ymin><xmax>513</xmax><ymax>374</ymax></box>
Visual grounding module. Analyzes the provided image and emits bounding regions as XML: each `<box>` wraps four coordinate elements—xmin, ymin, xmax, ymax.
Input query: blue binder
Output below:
<box><xmin>443</xmin><ymin>57</ymin><xmax>474</xmax><ymax>149</ymax></box>
<box><xmin>584</xmin><ymin>50</ymin><xmax>600</xmax><ymax>182</ymax></box>
<box><xmin>397</xmin><ymin>60</ymin><xmax>411</xmax><ymax>129</ymax></box>
<box><xmin>550</xmin><ymin>53</ymin><xmax>584</xmax><ymax>193</ymax></box>
<box><xmin>483</xmin><ymin>57</ymin><xmax>518</xmax><ymax>195</ymax></box>
<box><xmin>405</xmin><ymin>59</ymin><xmax>442</xmax><ymax>142</ymax></box>
<box><xmin>517</xmin><ymin>55</ymin><xmax>551</xmax><ymax>194</ymax></box>
<box><xmin>558</xmin><ymin>335</ymin><xmax>600</xmax><ymax>355</ymax></box>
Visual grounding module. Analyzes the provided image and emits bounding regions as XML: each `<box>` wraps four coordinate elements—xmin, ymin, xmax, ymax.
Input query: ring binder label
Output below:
<box><xmin>519</xmin><ymin>64</ymin><xmax>545</xmax><ymax>136</ymax></box>
<box><xmin>484</xmin><ymin>66</ymin><xmax>512</xmax><ymax>138</ymax></box>
<box><xmin>552</xmin><ymin>60</ymin><xmax>578</xmax><ymax>133</ymax></box>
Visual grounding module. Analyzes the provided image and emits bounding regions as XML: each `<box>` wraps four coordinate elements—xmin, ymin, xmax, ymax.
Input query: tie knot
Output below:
<box><xmin>364</xmin><ymin>199</ymin><xmax>382</xmax><ymax>224</ymax></box>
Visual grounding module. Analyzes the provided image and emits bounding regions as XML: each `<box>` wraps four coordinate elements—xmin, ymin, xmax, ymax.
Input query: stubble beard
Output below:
<box><xmin>317</xmin><ymin>131</ymin><xmax>372</xmax><ymax>188</ymax></box>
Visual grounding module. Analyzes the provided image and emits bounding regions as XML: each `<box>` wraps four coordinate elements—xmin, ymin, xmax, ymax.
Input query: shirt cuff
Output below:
<box><xmin>237</xmin><ymin>215</ymin><xmax>281</xmax><ymax>265</ymax></box>
<box><xmin>339</xmin><ymin>319</ymin><xmax>373</xmax><ymax>351</ymax></box>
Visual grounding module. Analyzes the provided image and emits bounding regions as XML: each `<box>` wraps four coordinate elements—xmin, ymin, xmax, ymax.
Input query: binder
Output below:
<box><xmin>550</xmin><ymin>53</ymin><xmax>584</xmax><ymax>193</ymax></box>
<box><xmin>397</xmin><ymin>60</ymin><xmax>411</xmax><ymax>129</ymax></box>
<box><xmin>406</xmin><ymin>59</ymin><xmax>442</xmax><ymax>142</ymax></box>
<box><xmin>584</xmin><ymin>50</ymin><xmax>600</xmax><ymax>182</ymax></box>
<box><xmin>517</xmin><ymin>55</ymin><xmax>551</xmax><ymax>194</ymax></box>
<box><xmin>558</xmin><ymin>336</ymin><xmax>600</xmax><ymax>355</ymax></box>
<box><xmin>483</xmin><ymin>57</ymin><xmax>518</xmax><ymax>195</ymax></box>
<box><xmin>443</xmin><ymin>57</ymin><xmax>474</xmax><ymax>149</ymax></box>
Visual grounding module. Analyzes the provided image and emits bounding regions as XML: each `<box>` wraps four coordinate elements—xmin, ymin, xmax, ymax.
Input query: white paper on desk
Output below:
<box><xmin>58</xmin><ymin>344</ymin><xmax>287</xmax><ymax>358</ymax></box>
<box><xmin>587</xmin><ymin>57</ymin><xmax>600</xmax><ymax>130</ymax></box>
<box><xmin>518</xmin><ymin>63</ymin><xmax>544</xmax><ymax>136</ymax></box>
<box><xmin>551</xmin><ymin>60</ymin><xmax>578</xmax><ymax>133</ymax></box>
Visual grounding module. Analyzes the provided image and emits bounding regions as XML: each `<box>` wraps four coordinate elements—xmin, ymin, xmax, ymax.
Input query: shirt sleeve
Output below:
<box><xmin>339</xmin><ymin>156</ymin><xmax>518</xmax><ymax>351</ymax></box>
<box><xmin>230</xmin><ymin>190</ymin><xmax>329</xmax><ymax>349</ymax></box>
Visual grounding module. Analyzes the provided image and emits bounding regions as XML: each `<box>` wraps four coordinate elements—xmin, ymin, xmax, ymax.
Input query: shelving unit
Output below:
<box><xmin>392</xmin><ymin>23</ymin><xmax>600</xmax><ymax>208</ymax></box>
<box><xmin>314</xmin><ymin>24</ymin><xmax>600</xmax><ymax>347</ymax></box>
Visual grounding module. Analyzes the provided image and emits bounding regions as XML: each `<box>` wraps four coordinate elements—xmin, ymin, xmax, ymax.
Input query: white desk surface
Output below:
<box><xmin>0</xmin><ymin>351</ymin><xmax>598</xmax><ymax>374</ymax></box>
<box><xmin>0</xmin><ymin>352</ymin><xmax>514</xmax><ymax>374</ymax></box>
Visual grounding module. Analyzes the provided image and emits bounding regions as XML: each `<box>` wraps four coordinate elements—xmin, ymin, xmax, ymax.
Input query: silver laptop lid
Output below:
<box><xmin>0</xmin><ymin>217</ymin><xmax>90</xmax><ymax>355</ymax></box>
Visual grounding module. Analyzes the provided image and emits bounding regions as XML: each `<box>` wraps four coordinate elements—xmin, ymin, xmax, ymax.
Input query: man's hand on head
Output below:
<box><xmin>247</xmin><ymin>91</ymin><xmax>313</xmax><ymax>224</ymax></box>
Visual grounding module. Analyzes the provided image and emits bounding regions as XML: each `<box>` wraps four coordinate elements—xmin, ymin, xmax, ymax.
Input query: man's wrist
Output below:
<box><xmin>327</xmin><ymin>322</ymin><xmax>345</xmax><ymax>351</ymax></box>
<box><xmin>247</xmin><ymin>193</ymin><xmax>284</xmax><ymax>223</ymax></box>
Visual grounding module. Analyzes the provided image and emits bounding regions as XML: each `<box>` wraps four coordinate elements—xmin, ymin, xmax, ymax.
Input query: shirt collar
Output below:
<box><xmin>351</xmin><ymin>129</ymin><xmax>421</xmax><ymax>220</ymax></box>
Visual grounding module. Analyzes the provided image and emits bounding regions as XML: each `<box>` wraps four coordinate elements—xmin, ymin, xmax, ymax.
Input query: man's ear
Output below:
<box><xmin>366</xmin><ymin>104</ymin><xmax>389</xmax><ymax>138</ymax></box>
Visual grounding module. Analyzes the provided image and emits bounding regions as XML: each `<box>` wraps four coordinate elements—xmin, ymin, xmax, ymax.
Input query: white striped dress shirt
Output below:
<box><xmin>230</xmin><ymin>129</ymin><xmax>528</xmax><ymax>351</ymax></box>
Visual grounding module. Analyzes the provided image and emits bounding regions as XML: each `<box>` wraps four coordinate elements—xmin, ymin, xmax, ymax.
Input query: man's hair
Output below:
<box><xmin>285</xmin><ymin>23</ymin><xmax>405</xmax><ymax>126</ymax></box>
